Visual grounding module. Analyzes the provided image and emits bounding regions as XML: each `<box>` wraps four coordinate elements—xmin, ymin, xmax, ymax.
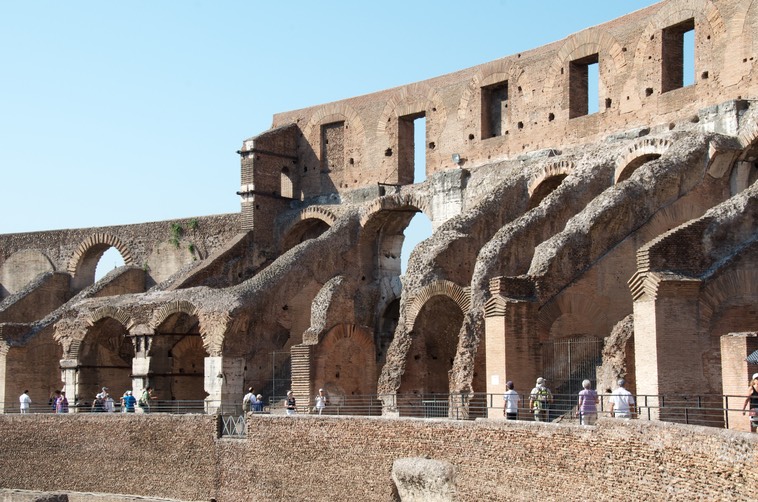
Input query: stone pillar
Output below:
<box><xmin>204</xmin><ymin>356</ymin><xmax>245</xmax><ymax>414</ymax></box>
<box><xmin>129</xmin><ymin>327</ymin><xmax>154</xmax><ymax>413</ymax></box>
<box><xmin>632</xmin><ymin>273</ymin><xmax>701</xmax><ymax>421</ymax></box>
<box><xmin>720</xmin><ymin>332</ymin><xmax>758</xmax><ymax>432</ymax></box>
<box><xmin>0</xmin><ymin>342</ymin><xmax>7</xmax><ymax>414</ymax></box>
<box><xmin>484</xmin><ymin>277</ymin><xmax>539</xmax><ymax>419</ymax></box>
<box><xmin>60</xmin><ymin>359</ymin><xmax>78</xmax><ymax>412</ymax></box>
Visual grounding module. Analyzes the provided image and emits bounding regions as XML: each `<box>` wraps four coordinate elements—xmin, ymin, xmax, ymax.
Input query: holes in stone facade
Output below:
<box><xmin>605</xmin><ymin>98</ymin><xmax>612</xmax><ymax>109</ymax></box>
<box><xmin>646</xmin><ymin>88</ymin><xmax>654</xmax><ymax>97</ymax></box>
<box><xmin>662</xmin><ymin>18</ymin><xmax>695</xmax><ymax>92</ymax></box>
<box><xmin>428</xmin><ymin>142</ymin><xmax>435</xmax><ymax>150</ymax></box>
<box><xmin>517</xmin><ymin>121</ymin><xmax>524</xmax><ymax>129</ymax></box>
<box><xmin>701</xmin><ymin>71</ymin><xmax>708</xmax><ymax>79</ymax></box>
<box><xmin>468</xmin><ymin>134</ymin><xmax>475</xmax><ymax>140</ymax></box>
<box><xmin>548</xmin><ymin>113</ymin><xmax>555</xmax><ymax>122</ymax></box>
<box><xmin>385</xmin><ymin>148</ymin><xmax>393</xmax><ymax>156</ymax></box>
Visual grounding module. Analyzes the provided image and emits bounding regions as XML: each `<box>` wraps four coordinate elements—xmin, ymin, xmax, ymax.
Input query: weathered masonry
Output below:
<box><xmin>1</xmin><ymin>0</ymin><xmax>757</xmax><ymax>431</ymax></box>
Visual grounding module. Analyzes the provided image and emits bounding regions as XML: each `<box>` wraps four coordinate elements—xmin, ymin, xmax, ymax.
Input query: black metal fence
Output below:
<box><xmin>4</xmin><ymin>393</ymin><xmax>755</xmax><ymax>431</ymax></box>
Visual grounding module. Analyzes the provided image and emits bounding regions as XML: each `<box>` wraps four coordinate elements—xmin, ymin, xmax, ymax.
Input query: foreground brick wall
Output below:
<box><xmin>0</xmin><ymin>414</ymin><xmax>755</xmax><ymax>501</ymax></box>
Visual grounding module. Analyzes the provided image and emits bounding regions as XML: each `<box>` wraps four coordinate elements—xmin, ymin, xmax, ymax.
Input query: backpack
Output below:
<box><xmin>534</xmin><ymin>387</ymin><xmax>550</xmax><ymax>410</ymax></box>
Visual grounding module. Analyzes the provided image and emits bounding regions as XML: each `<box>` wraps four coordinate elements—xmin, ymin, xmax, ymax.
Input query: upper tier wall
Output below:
<box><xmin>259</xmin><ymin>0</ymin><xmax>757</xmax><ymax>199</ymax></box>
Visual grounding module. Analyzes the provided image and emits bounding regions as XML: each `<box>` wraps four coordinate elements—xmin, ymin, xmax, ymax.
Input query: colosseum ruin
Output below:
<box><xmin>1</xmin><ymin>0</ymin><xmax>757</xmax><ymax>500</ymax></box>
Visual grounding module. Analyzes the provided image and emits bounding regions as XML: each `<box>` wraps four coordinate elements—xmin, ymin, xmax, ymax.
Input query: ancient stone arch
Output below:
<box><xmin>615</xmin><ymin>137</ymin><xmax>672</xmax><ymax>183</ymax></box>
<box><xmin>405</xmin><ymin>280</ymin><xmax>471</xmax><ymax>332</ymax></box>
<box><xmin>150</xmin><ymin>300</ymin><xmax>198</xmax><ymax>329</ymax></box>
<box><xmin>360</xmin><ymin>192</ymin><xmax>432</xmax><ymax>227</ymax></box>
<box><xmin>313</xmin><ymin>323</ymin><xmax>377</xmax><ymax>399</ymax></box>
<box><xmin>537</xmin><ymin>292</ymin><xmax>610</xmax><ymax>340</ymax></box>
<box><xmin>280</xmin><ymin>206</ymin><xmax>338</xmax><ymax>252</ymax></box>
<box><xmin>86</xmin><ymin>306</ymin><xmax>134</xmax><ymax>331</ymax></box>
<box><xmin>527</xmin><ymin>160</ymin><xmax>575</xmax><ymax>208</ymax></box>
<box><xmin>699</xmin><ymin>268</ymin><xmax>758</xmax><ymax>330</ymax></box>
<box><xmin>67</xmin><ymin>233</ymin><xmax>135</xmax><ymax>276</ymax></box>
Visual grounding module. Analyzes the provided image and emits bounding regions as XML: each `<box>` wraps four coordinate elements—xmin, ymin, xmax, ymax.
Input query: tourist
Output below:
<box><xmin>529</xmin><ymin>377</ymin><xmax>553</xmax><ymax>422</ymax></box>
<box><xmin>19</xmin><ymin>390</ymin><xmax>31</xmax><ymax>414</ymax></box>
<box><xmin>56</xmin><ymin>391</ymin><xmax>69</xmax><ymax>413</ymax></box>
<box><xmin>49</xmin><ymin>390</ymin><xmax>61</xmax><ymax>412</ymax></box>
<box><xmin>120</xmin><ymin>391</ymin><xmax>128</xmax><ymax>413</ymax></box>
<box><xmin>609</xmin><ymin>379</ymin><xmax>635</xmax><ymax>418</ymax></box>
<box><xmin>105</xmin><ymin>393</ymin><xmax>115</xmax><ymax>413</ymax></box>
<box><xmin>242</xmin><ymin>387</ymin><xmax>256</xmax><ymax>413</ymax></box>
<box><xmin>91</xmin><ymin>392</ymin><xmax>105</xmax><ymax>412</ymax></box>
<box><xmin>577</xmin><ymin>379</ymin><xmax>598</xmax><ymax>425</ymax></box>
<box><xmin>285</xmin><ymin>390</ymin><xmax>297</xmax><ymax>415</ymax></box>
<box><xmin>314</xmin><ymin>388</ymin><xmax>328</xmax><ymax>415</ymax></box>
<box><xmin>139</xmin><ymin>386</ymin><xmax>154</xmax><ymax>413</ymax></box>
<box><xmin>502</xmin><ymin>380</ymin><xmax>520</xmax><ymax>420</ymax></box>
<box><xmin>123</xmin><ymin>390</ymin><xmax>137</xmax><ymax>413</ymax></box>
<box><xmin>254</xmin><ymin>394</ymin><xmax>264</xmax><ymax>412</ymax></box>
<box><xmin>742</xmin><ymin>372</ymin><xmax>758</xmax><ymax>432</ymax></box>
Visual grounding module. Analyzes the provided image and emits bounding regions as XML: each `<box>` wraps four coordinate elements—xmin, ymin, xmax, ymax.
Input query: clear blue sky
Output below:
<box><xmin>1</xmin><ymin>1</ymin><xmax>659</xmax><ymax>239</ymax></box>
<box><xmin>0</xmin><ymin>0</ymin><xmax>656</xmax><ymax>292</ymax></box>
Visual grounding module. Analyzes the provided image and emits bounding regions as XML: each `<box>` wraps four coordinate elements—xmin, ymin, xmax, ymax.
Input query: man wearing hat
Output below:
<box><xmin>609</xmin><ymin>378</ymin><xmax>635</xmax><ymax>418</ymax></box>
<box><xmin>529</xmin><ymin>377</ymin><xmax>553</xmax><ymax>422</ymax></box>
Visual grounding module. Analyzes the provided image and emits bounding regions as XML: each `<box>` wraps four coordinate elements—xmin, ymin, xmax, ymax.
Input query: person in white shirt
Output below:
<box><xmin>314</xmin><ymin>388</ymin><xmax>328</xmax><ymax>415</ymax></box>
<box><xmin>502</xmin><ymin>380</ymin><xmax>520</xmax><ymax>420</ymax></box>
<box><xmin>609</xmin><ymin>379</ymin><xmax>635</xmax><ymax>418</ymax></box>
<box><xmin>19</xmin><ymin>390</ymin><xmax>31</xmax><ymax>414</ymax></box>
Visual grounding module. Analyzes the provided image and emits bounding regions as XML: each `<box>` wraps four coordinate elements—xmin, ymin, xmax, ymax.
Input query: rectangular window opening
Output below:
<box><xmin>398</xmin><ymin>112</ymin><xmax>425</xmax><ymax>185</ymax></box>
<box><xmin>481</xmin><ymin>81</ymin><xmax>508</xmax><ymax>138</ymax></box>
<box><xmin>568</xmin><ymin>54</ymin><xmax>599</xmax><ymax>118</ymax></box>
<box><xmin>662</xmin><ymin>18</ymin><xmax>695</xmax><ymax>92</ymax></box>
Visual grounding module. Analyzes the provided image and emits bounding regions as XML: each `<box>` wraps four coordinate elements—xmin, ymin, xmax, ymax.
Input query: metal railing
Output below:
<box><xmin>4</xmin><ymin>393</ymin><xmax>755</xmax><ymax>431</ymax></box>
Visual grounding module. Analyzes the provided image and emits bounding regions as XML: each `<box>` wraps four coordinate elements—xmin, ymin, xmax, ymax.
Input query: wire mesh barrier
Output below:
<box><xmin>219</xmin><ymin>413</ymin><xmax>246</xmax><ymax>438</ymax></box>
<box><xmin>3</xmin><ymin>393</ymin><xmax>755</xmax><ymax>431</ymax></box>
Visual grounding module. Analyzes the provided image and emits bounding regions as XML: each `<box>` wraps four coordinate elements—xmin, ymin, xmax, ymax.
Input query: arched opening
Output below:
<box><xmin>94</xmin><ymin>246</ymin><xmax>126</xmax><ymax>282</ymax></box>
<box><xmin>398</xmin><ymin>295</ymin><xmax>463</xmax><ymax>416</ymax></box>
<box><xmin>281</xmin><ymin>218</ymin><xmax>331</xmax><ymax>254</ymax></box>
<box><xmin>313</xmin><ymin>324</ymin><xmax>377</xmax><ymax>412</ymax></box>
<box><xmin>400</xmin><ymin>211</ymin><xmax>433</xmax><ymax>274</ymax></box>
<box><xmin>528</xmin><ymin>174</ymin><xmax>568</xmax><ymax>209</ymax></box>
<box><xmin>616</xmin><ymin>153</ymin><xmax>661</xmax><ymax>183</ymax></box>
<box><xmin>153</xmin><ymin>312</ymin><xmax>205</xmax><ymax>402</ymax></box>
<box><xmin>376</xmin><ymin>298</ymin><xmax>399</xmax><ymax>367</ymax></box>
<box><xmin>78</xmin><ymin>318</ymin><xmax>133</xmax><ymax>407</ymax></box>
<box><xmin>281</xmin><ymin>167</ymin><xmax>294</xmax><ymax>199</ymax></box>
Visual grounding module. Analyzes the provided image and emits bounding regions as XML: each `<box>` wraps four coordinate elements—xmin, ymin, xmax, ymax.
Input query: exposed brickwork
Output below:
<box><xmin>0</xmin><ymin>414</ymin><xmax>755</xmax><ymax>502</ymax></box>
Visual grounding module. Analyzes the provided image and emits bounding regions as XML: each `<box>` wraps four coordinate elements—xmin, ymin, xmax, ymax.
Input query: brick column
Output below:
<box><xmin>720</xmin><ymin>332</ymin><xmax>758</xmax><ymax>432</ymax></box>
<box><xmin>632</xmin><ymin>273</ymin><xmax>701</xmax><ymax>421</ymax></box>
<box><xmin>291</xmin><ymin>344</ymin><xmax>313</xmax><ymax>414</ymax></box>
<box><xmin>484</xmin><ymin>277</ymin><xmax>539</xmax><ymax>419</ymax></box>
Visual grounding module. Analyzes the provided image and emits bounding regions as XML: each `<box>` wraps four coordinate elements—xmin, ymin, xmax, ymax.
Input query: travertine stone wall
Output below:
<box><xmin>0</xmin><ymin>414</ymin><xmax>755</xmax><ymax>502</ymax></box>
<box><xmin>0</xmin><ymin>213</ymin><xmax>241</xmax><ymax>298</ymax></box>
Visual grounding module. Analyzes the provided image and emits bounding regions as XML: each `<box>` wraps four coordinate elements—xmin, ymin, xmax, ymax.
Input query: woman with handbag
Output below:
<box><xmin>742</xmin><ymin>373</ymin><xmax>758</xmax><ymax>432</ymax></box>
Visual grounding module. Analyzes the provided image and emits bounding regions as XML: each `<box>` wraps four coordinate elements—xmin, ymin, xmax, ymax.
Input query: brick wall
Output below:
<box><xmin>0</xmin><ymin>414</ymin><xmax>755</xmax><ymax>501</ymax></box>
